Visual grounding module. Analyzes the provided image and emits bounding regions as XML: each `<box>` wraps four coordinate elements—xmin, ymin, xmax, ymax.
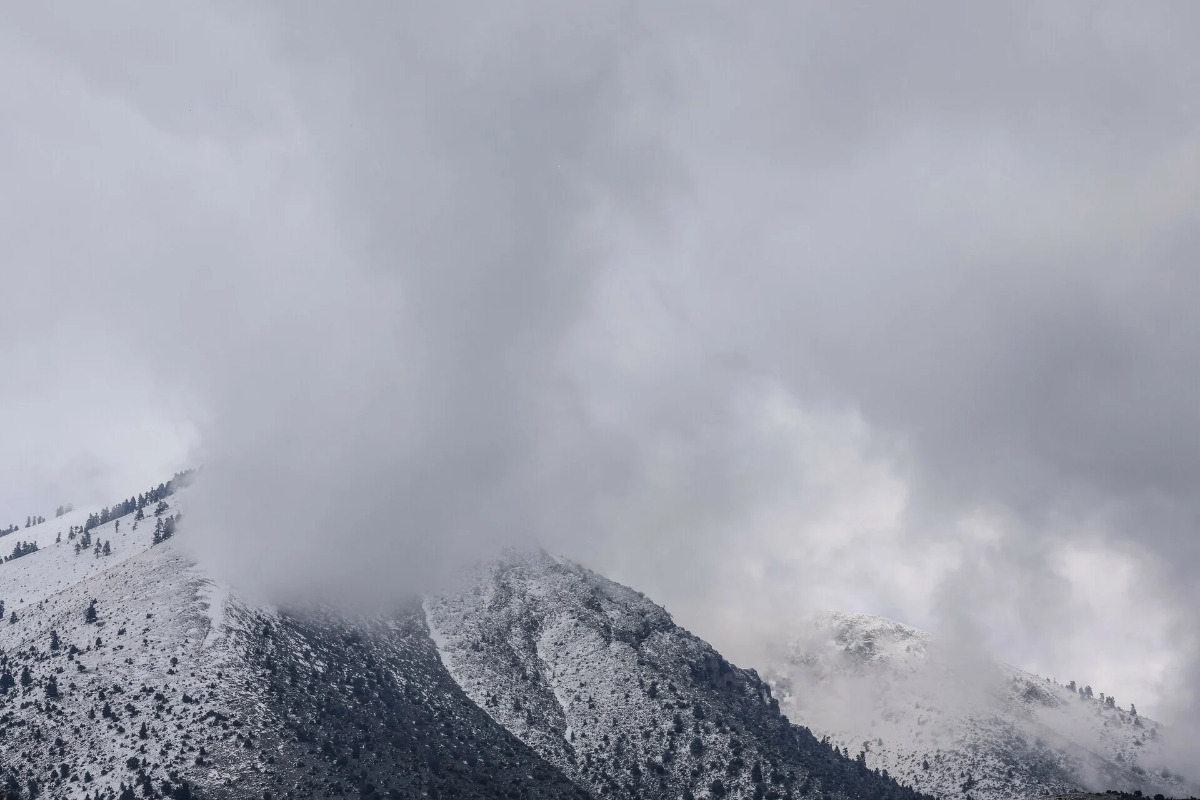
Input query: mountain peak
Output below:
<box><xmin>767</xmin><ymin>610</ymin><xmax>1193</xmax><ymax>800</ymax></box>
<box><xmin>796</xmin><ymin>611</ymin><xmax>932</xmax><ymax>670</ymax></box>
<box><xmin>0</xmin><ymin>485</ymin><xmax>933</xmax><ymax>799</ymax></box>
<box><xmin>426</xmin><ymin>554</ymin><xmax>934</xmax><ymax>800</ymax></box>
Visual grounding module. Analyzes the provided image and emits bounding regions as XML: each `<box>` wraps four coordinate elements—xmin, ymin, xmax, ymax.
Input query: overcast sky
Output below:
<box><xmin>2</xmin><ymin>1</ymin><xmax>1199</xmax><ymax>745</ymax></box>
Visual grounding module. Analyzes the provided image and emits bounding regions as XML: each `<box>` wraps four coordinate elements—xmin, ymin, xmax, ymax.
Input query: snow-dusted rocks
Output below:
<box><xmin>0</xmin><ymin>494</ymin><xmax>586</xmax><ymax>800</ymax></box>
<box><xmin>424</xmin><ymin>550</ymin><xmax>933</xmax><ymax>800</ymax></box>
<box><xmin>766</xmin><ymin>612</ymin><xmax>1192</xmax><ymax>800</ymax></box>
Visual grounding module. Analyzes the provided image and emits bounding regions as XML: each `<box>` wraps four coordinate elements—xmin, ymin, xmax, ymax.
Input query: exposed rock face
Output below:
<box><xmin>425</xmin><ymin>550</ymin><xmax>932</xmax><ymax>800</ymax></box>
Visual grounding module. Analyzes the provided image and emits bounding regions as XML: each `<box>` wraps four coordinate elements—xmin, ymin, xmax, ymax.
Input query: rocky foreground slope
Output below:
<box><xmin>0</xmin><ymin>489</ymin><xmax>930</xmax><ymax>800</ymax></box>
<box><xmin>766</xmin><ymin>612</ymin><xmax>1195</xmax><ymax>800</ymax></box>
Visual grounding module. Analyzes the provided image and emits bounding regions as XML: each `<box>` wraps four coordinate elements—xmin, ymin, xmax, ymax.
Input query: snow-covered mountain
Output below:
<box><xmin>0</xmin><ymin>488</ymin><xmax>591</xmax><ymax>800</ymax></box>
<box><xmin>425</xmin><ymin>550</ymin><xmax>930</xmax><ymax>800</ymax></box>
<box><xmin>0</xmin><ymin>482</ymin><xmax>933</xmax><ymax>800</ymax></box>
<box><xmin>765</xmin><ymin>612</ymin><xmax>1194</xmax><ymax>800</ymax></box>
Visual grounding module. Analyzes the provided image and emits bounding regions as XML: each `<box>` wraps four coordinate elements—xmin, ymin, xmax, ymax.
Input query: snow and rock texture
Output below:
<box><xmin>8</xmin><ymin>487</ymin><xmax>1189</xmax><ymax>800</ymax></box>
<box><xmin>2</xmin><ymin>490</ymin><xmax>935</xmax><ymax>800</ymax></box>
<box><xmin>425</xmin><ymin>550</ymin><xmax>933</xmax><ymax>800</ymax></box>
<box><xmin>1048</xmin><ymin>795</ymin><xmax>1200</xmax><ymax>800</ymax></box>
<box><xmin>0</xmin><ymin>494</ymin><xmax>588</xmax><ymax>800</ymax></box>
<box><xmin>765</xmin><ymin>612</ymin><xmax>1194</xmax><ymax>800</ymax></box>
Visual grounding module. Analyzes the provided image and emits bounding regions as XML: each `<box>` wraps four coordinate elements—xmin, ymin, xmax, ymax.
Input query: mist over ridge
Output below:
<box><xmin>2</xmin><ymin>0</ymin><xmax>1200</xmax><ymax>777</ymax></box>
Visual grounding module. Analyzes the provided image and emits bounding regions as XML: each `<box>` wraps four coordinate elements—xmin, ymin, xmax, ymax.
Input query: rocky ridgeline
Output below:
<box><xmin>1</xmin><ymin>490</ymin><xmax>934</xmax><ymax>799</ymax></box>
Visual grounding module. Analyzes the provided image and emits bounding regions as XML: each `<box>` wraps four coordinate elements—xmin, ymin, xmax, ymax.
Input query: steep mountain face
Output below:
<box><xmin>424</xmin><ymin>551</ymin><xmax>932</xmax><ymax>800</ymax></box>
<box><xmin>765</xmin><ymin>612</ymin><xmax>1193</xmax><ymax>800</ymax></box>
<box><xmin>1</xmin><ymin>490</ymin><xmax>932</xmax><ymax>800</ymax></box>
<box><xmin>0</xmin><ymin>495</ymin><xmax>590</xmax><ymax>800</ymax></box>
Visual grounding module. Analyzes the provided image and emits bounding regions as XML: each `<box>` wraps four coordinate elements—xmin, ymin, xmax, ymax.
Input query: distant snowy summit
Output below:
<box><xmin>782</xmin><ymin>611</ymin><xmax>932</xmax><ymax>674</ymax></box>
<box><xmin>766</xmin><ymin>611</ymin><xmax>1193</xmax><ymax>800</ymax></box>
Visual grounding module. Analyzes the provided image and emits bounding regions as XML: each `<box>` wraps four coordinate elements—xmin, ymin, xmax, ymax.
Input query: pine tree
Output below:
<box><xmin>0</xmin><ymin>669</ymin><xmax>13</xmax><ymax>692</ymax></box>
<box><xmin>20</xmin><ymin>665</ymin><xmax>32</xmax><ymax>686</ymax></box>
<box><xmin>85</xmin><ymin>599</ymin><xmax>98</xmax><ymax>624</ymax></box>
<box><xmin>45</xmin><ymin>676</ymin><xmax>58</xmax><ymax>699</ymax></box>
<box><xmin>50</xmin><ymin>629</ymin><xmax>60</xmax><ymax>651</ymax></box>
<box><xmin>138</xmin><ymin>721</ymin><xmax>148</xmax><ymax>739</ymax></box>
<box><xmin>102</xmin><ymin>541</ymin><xmax>111</xmax><ymax>556</ymax></box>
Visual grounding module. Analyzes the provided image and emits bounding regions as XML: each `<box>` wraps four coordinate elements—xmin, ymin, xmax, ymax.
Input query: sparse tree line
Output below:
<box><xmin>1064</xmin><ymin>679</ymin><xmax>1140</xmax><ymax>717</ymax></box>
<box><xmin>65</xmin><ymin>526</ymin><xmax>111</xmax><ymax>558</ymax></box>
<box><xmin>0</xmin><ymin>515</ymin><xmax>48</xmax><ymax>538</ymax></box>
<box><xmin>3</xmin><ymin>540</ymin><xmax>39</xmax><ymax>562</ymax></box>
<box><xmin>83</xmin><ymin>469</ymin><xmax>194</xmax><ymax>535</ymax></box>
<box><xmin>0</xmin><ymin>469</ymin><xmax>193</xmax><ymax>551</ymax></box>
<box><xmin>0</xmin><ymin>469</ymin><xmax>195</xmax><ymax>573</ymax></box>
<box><xmin>152</xmin><ymin>514</ymin><xmax>179</xmax><ymax>545</ymax></box>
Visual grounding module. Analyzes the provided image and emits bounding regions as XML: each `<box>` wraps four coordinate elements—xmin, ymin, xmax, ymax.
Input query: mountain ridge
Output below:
<box><xmin>766</xmin><ymin>611</ymin><xmax>1193</xmax><ymax>800</ymax></box>
<box><xmin>425</xmin><ymin>548</ymin><xmax>933</xmax><ymax>800</ymax></box>
<box><xmin>1</xmin><ymin>486</ymin><xmax>933</xmax><ymax>800</ymax></box>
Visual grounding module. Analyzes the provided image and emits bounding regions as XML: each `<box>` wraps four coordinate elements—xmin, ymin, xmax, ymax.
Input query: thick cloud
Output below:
<box><xmin>3</xmin><ymin>0</ymin><xmax>1200</xmax><ymax>764</ymax></box>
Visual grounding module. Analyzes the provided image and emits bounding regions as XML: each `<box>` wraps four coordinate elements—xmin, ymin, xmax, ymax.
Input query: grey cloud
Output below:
<box><xmin>179</xmin><ymin>0</ymin><xmax>685</xmax><ymax>602</ymax></box>
<box><xmin>4</xmin><ymin>0</ymin><xmax>1200</xmax><ymax>768</ymax></box>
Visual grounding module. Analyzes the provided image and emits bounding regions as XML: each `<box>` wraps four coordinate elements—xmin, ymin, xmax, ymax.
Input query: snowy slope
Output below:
<box><xmin>4</xmin><ymin>482</ymin><xmax>940</xmax><ymax>800</ymax></box>
<box><xmin>0</xmin><ymin>493</ymin><xmax>258</xmax><ymax>798</ymax></box>
<box><xmin>425</xmin><ymin>549</ymin><xmax>935</xmax><ymax>800</ymax></box>
<box><xmin>765</xmin><ymin>612</ymin><xmax>1193</xmax><ymax>800</ymax></box>
<box><xmin>1</xmin><ymin>500</ymin><xmax>171</xmax><ymax>609</ymax></box>
<box><xmin>0</xmin><ymin>491</ymin><xmax>590</xmax><ymax>800</ymax></box>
